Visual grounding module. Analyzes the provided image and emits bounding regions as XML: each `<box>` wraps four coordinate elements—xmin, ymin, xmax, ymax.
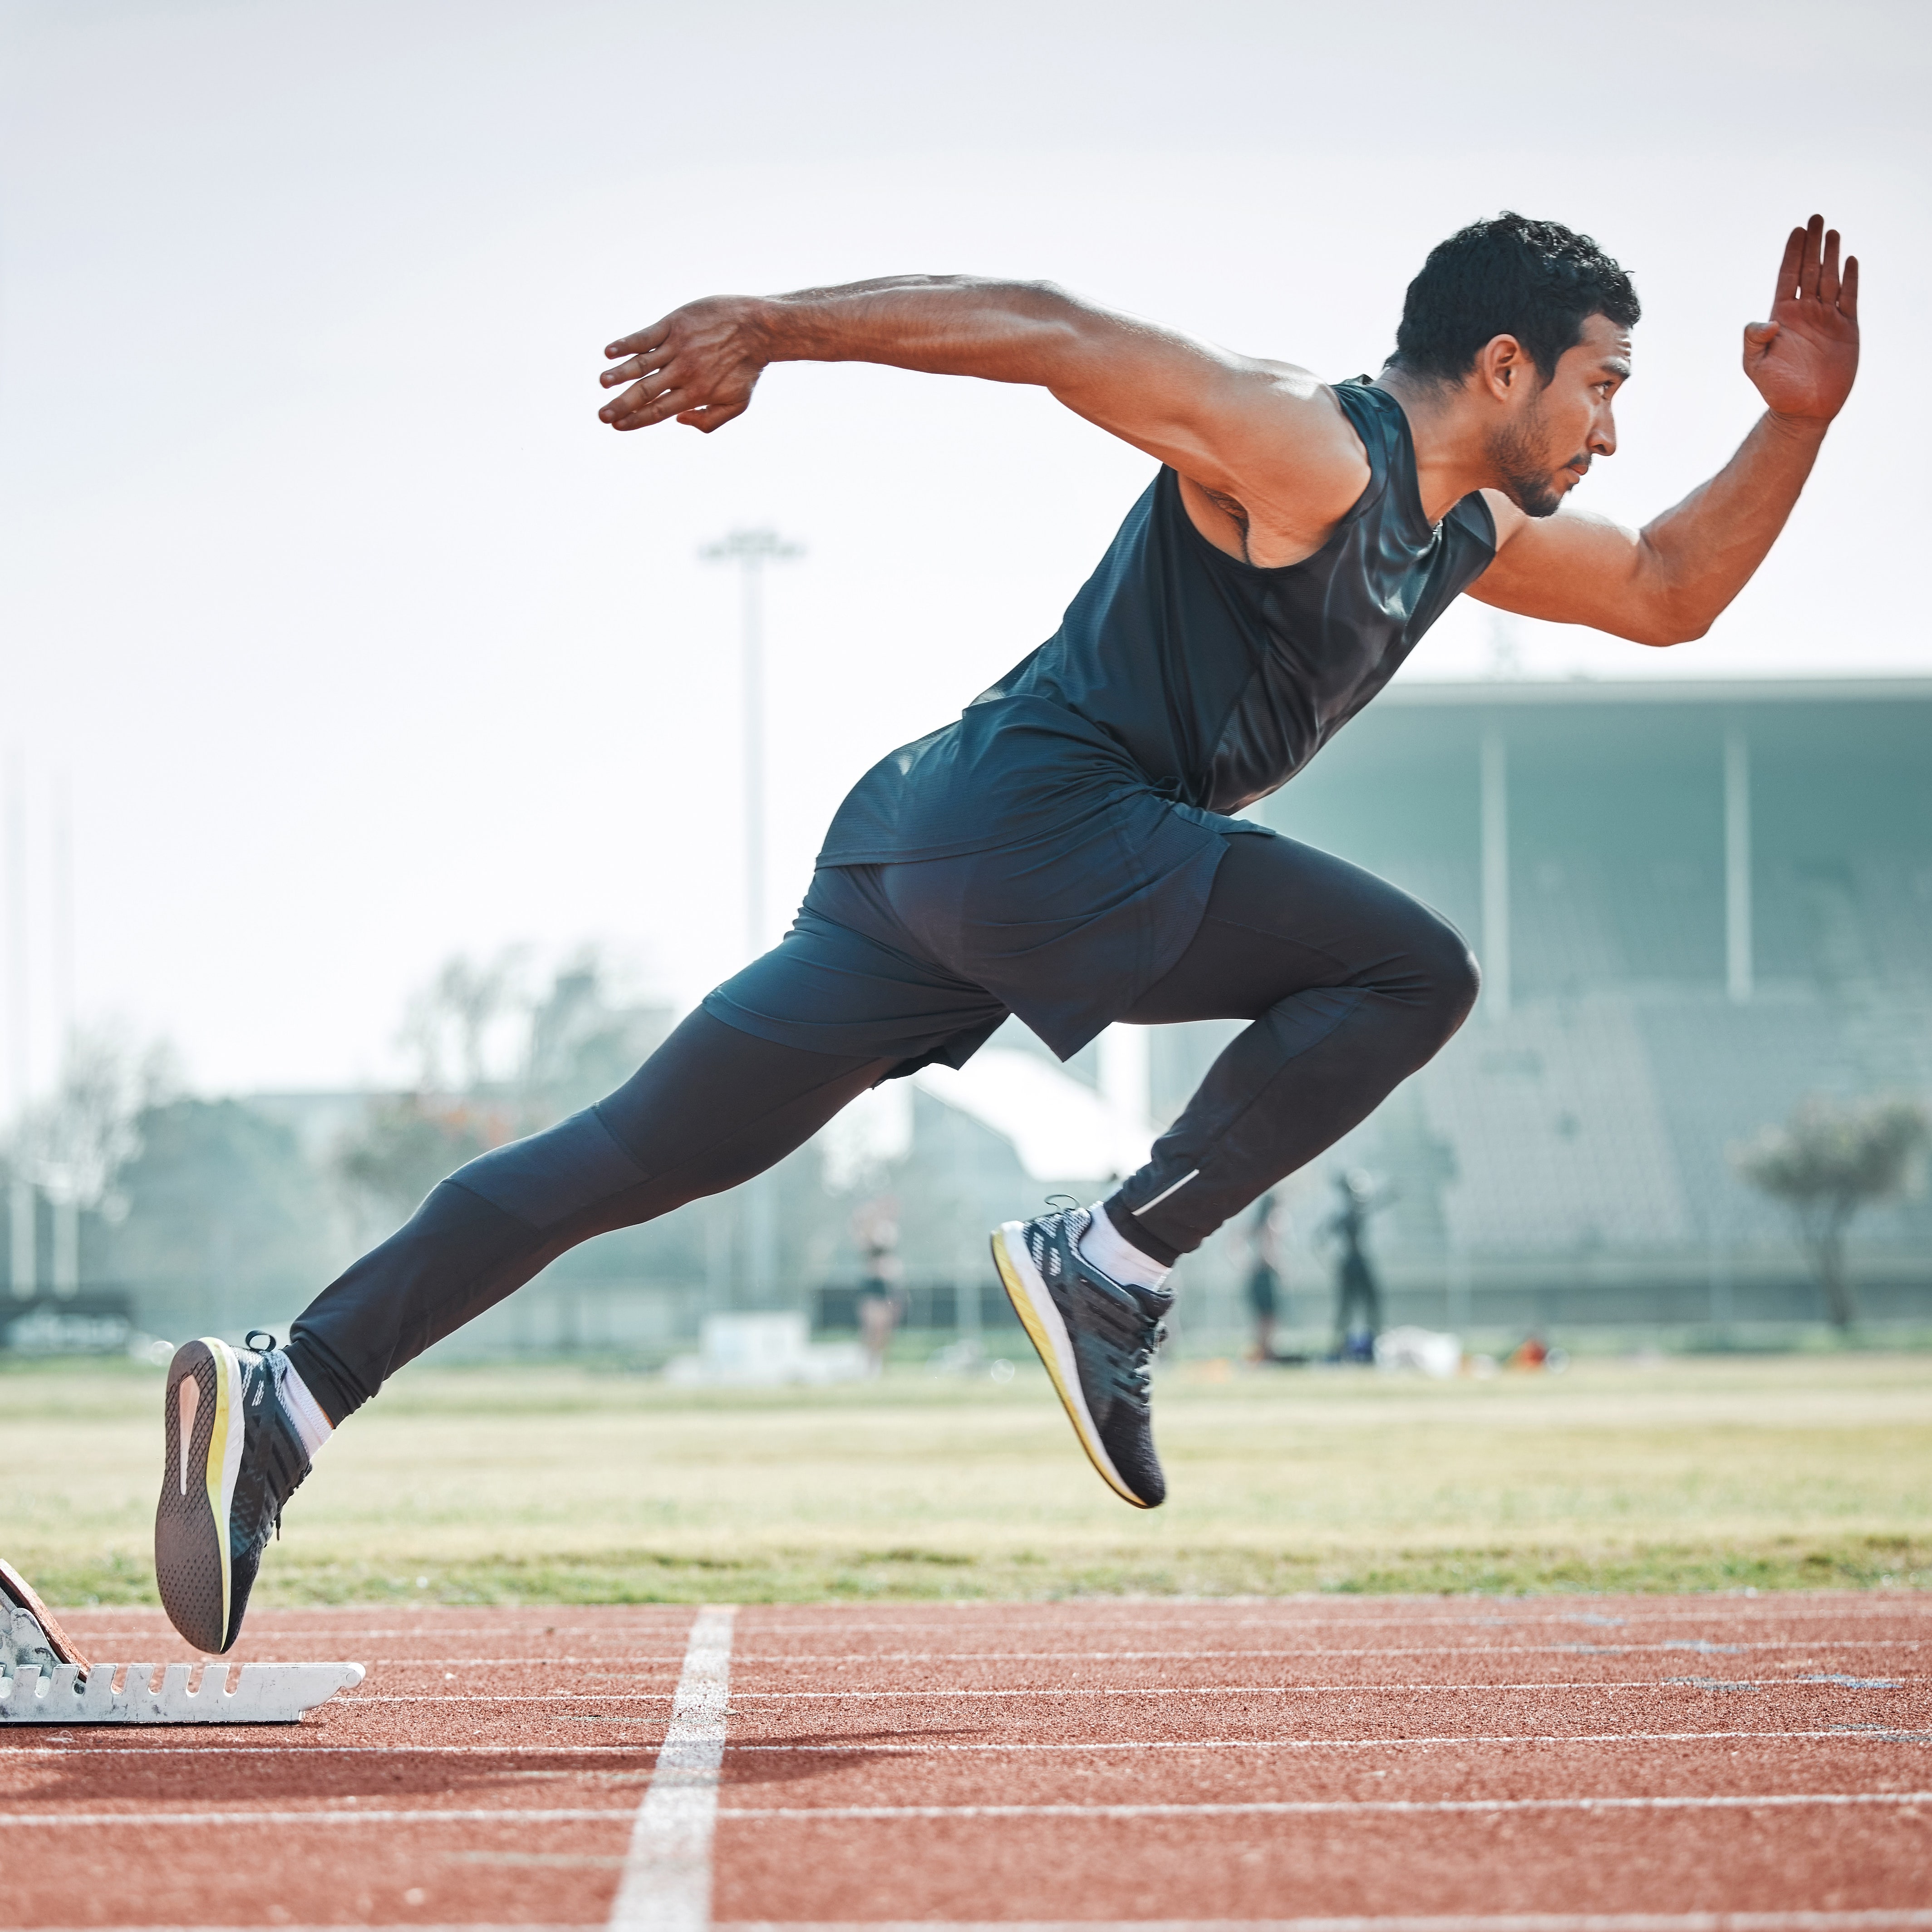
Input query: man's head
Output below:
<box><xmin>1388</xmin><ymin>213</ymin><xmax>1641</xmax><ymax>516</ymax></box>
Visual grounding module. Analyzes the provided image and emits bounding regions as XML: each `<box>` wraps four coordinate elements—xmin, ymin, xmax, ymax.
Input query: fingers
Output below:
<box><xmin>599</xmin><ymin>352</ymin><xmax>664</xmax><ymax>388</ymax></box>
<box><xmin>1840</xmin><ymin>253</ymin><xmax>1860</xmax><ymax>321</ymax></box>
<box><xmin>604</xmin><ymin>320</ymin><xmax>670</xmax><ymax>360</ymax></box>
<box><xmin>680</xmin><ymin>398</ymin><xmax>748</xmax><ymax>434</ymax></box>
<box><xmin>1773</xmin><ymin>225</ymin><xmax>1805</xmax><ymax>307</ymax></box>
<box><xmin>1819</xmin><ymin>224</ymin><xmax>1842</xmax><ymax>306</ymax></box>
<box><xmin>1799</xmin><ymin>213</ymin><xmax>1824</xmax><ymax>300</ymax></box>
<box><xmin>600</xmin><ymin>375</ymin><xmax>691</xmax><ymax>432</ymax></box>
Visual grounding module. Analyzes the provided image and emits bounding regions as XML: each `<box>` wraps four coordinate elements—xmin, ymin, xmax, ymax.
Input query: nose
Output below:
<box><xmin>1591</xmin><ymin>402</ymin><xmax>1618</xmax><ymax>459</ymax></box>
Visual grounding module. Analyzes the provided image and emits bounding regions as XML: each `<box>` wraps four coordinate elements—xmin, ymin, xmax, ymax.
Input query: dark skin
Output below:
<box><xmin>599</xmin><ymin>216</ymin><xmax>1858</xmax><ymax>648</ymax></box>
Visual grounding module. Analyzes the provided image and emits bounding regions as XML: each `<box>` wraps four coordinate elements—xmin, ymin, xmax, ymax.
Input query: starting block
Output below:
<box><xmin>1</xmin><ymin>1557</ymin><xmax>364</xmax><ymax>1726</ymax></box>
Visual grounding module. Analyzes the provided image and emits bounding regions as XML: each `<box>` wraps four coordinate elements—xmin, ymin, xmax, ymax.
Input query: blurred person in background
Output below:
<box><xmin>155</xmin><ymin>213</ymin><xmax>1859</xmax><ymax>1653</ymax></box>
<box><xmin>853</xmin><ymin>1195</ymin><xmax>907</xmax><ymax>1377</ymax></box>
<box><xmin>1323</xmin><ymin>1170</ymin><xmax>1393</xmax><ymax>1364</ymax></box>
<box><xmin>1244</xmin><ymin>1192</ymin><xmax>1294</xmax><ymax>1364</ymax></box>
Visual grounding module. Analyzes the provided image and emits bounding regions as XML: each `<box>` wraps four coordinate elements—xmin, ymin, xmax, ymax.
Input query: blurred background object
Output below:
<box><xmin>0</xmin><ymin>1</ymin><xmax>1927</xmax><ymax>1364</ymax></box>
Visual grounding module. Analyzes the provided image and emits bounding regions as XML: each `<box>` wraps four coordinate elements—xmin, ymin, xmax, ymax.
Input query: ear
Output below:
<box><xmin>1470</xmin><ymin>334</ymin><xmax>1533</xmax><ymax>403</ymax></box>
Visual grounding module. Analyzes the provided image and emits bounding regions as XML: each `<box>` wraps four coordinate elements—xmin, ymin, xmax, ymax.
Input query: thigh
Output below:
<box><xmin>594</xmin><ymin>1009</ymin><xmax>896</xmax><ymax>1180</ymax></box>
<box><xmin>704</xmin><ymin>868</ymin><xmax>1009</xmax><ymax>1074</ymax></box>
<box><xmin>452</xmin><ymin>1010</ymin><xmax>895</xmax><ymax>1239</ymax></box>
<box><xmin>1120</xmin><ymin>831</ymin><xmax>1465</xmax><ymax>1026</ymax></box>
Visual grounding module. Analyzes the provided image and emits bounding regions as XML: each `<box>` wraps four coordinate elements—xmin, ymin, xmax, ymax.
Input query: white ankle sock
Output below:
<box><xmin>1078</xmin><ymin>1201</ymin><xmax>1171</xmax><ymax>1293</ymax></box>
<box><xmin>272</xmin><ymin>1356</ymin><xmax>334</xmax><ymax>1460</ymax></box>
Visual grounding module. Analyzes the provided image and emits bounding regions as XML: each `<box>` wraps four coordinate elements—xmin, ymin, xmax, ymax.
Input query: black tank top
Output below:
<box><xmin>819</xmin><ymin>380</ymin><xmax>1495</xmax><ymax>865</ymax></box>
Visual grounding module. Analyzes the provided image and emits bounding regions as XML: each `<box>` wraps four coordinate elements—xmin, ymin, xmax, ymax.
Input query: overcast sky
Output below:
<box><xmin>1</xmin><ymin>0</ymin><xmax>1926</xmax><ymax>1098</ymax></box>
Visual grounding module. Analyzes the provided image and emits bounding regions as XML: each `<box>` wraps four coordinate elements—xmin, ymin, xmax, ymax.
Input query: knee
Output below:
<box><xmin>1404</xmin><ymin>913</ymin><xmax>1481</xmax><ymax>1044</ymax></box>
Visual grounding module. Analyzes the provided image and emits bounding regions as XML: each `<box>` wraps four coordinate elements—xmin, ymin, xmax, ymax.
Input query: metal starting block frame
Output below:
<box><xmin>1</xmin><ymin>1556</ymin><xmax>364</xmax><ymax>1726</ymax></box>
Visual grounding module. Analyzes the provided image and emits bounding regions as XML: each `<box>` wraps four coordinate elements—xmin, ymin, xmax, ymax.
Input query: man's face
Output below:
<box><xmin>1487</xmin><ymin>312</ymin><xmax>1631</xmax><ymax>518</ymax></box>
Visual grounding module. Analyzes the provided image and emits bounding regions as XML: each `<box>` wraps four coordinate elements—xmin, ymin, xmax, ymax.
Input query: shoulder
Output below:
<box><xmin>1175</xmin><ymin>374</ymin><xmax>1374</xmax><ymax>568</ymax></box>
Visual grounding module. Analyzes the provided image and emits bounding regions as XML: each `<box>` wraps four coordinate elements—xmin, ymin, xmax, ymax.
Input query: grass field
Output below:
<box><xmin>5</xmin><ymin>1350</ymin><xmax>1930</xmax><ymax>1607</ymax></box>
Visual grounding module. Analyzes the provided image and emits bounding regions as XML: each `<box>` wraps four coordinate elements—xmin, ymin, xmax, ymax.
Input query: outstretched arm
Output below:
<box><xmin>1470</xmin><ymin>216</ymin><xmax>1859</xmax><ymax>646</ymax></box>
<box><xmin>598</xmin><ymin>277</ymin><xmax>1368</xmax><ymax>560</ymax></box>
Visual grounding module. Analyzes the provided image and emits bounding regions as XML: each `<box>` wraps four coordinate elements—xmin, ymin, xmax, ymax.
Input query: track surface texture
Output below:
<box><xmin>6</xmin><ymin>1594</ymin><xmax>1930</xmax><ymax>1931</ymax></box>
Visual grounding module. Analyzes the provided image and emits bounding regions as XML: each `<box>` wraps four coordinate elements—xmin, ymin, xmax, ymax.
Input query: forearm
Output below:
<box><xmin>748</xmin><ymin>275</ymin><xmax>1118</xmax><ymax>388</ymax></box>
<box><xmin>1635</xmin><ymin>411</ymin><xmax>1829</xmax><ymax>639</ymax></box>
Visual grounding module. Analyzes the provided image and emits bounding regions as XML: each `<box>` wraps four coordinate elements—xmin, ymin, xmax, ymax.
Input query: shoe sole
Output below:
<box><xmin>154</xmin><ymin>1337</ymin><xmax>244</xmax><ymax>1653</ymax></box>
<box><xmin>991</xmin><ymin>1221</ymin><xmax>1151</xmax><ymax>1509</ymax></box>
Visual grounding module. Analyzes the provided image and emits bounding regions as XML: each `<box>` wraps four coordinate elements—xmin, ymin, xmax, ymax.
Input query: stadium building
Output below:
<box><xmin>1177</xmin><ymin>673</ymin><xmax>1932</xmax><ymax>1342</ymax></box>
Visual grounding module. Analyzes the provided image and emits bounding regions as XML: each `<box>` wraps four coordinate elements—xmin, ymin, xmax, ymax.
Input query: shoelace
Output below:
<box><xmin>1111</xmin><ymin>1309</ymin><xmax>1165</xmax><ymax>1402</ymax></box>
<box><xmin>1037</xmin><ymin>1208</ymin><xmax>1166</xmax><ymax>1405</ymax></box>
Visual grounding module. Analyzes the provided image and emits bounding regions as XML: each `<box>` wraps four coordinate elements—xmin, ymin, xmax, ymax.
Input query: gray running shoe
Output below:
<box><xmin>155</xmin><ymin>1332</ymin><xmax>313</xmax><ymax>1654</ymax></box>
<box><xmin>991</xmin><ymin>1204</ymin><xmax>1171</xmax><ymax>1507</ymax></box>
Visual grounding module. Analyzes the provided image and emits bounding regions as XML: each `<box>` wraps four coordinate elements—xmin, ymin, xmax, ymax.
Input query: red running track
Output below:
<box><xmin>5</xmin><ymin>1593</ymin><xmax>1930</xmax><ymax>1931</ymax></box>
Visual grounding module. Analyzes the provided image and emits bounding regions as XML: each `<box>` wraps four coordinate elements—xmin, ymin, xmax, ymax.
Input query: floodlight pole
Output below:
<box><xmin>50</xmin><ymin>773</ymin><xmax>78</xmax><ymax>1297</ymax></box>
<box><xmin>701</xmin><ymin>529</ymin><xmax>803</xmax><ymax>958</ymax></box>
<box><xmin>6</xmin><ymin>757</ymin><xmax>32</xmax><ymax>1300</ymax></box>
<box><xmin>701</xmin><ymin>529</ymin><xmax>803</xmax><ymax>1307</ymax></box>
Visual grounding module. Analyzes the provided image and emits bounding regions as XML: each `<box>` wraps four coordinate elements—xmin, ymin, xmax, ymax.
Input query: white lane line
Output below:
<box><xmin>10</xmin><ymin>1917</ymin><xmax>1932</xmax><ymax>1932</ymax></box>
<box><xmin>11</xmin><ymin>1726</ymin><xmax>1929</xmax><ymax>1761</ymax></box>
<box><xmin>7</xmin><ymin>1726</ymin><xmax>1929</xmax><ymax>1762</ymax></box>
<box><xmin>3</xmin><ymin>1742</ymin><xmax>666</xmax><ymax>1756</ymax></box>
<box><xmin>338</xmin><ymin>1694</ymin><xmax>673</xmax><ymax>1703</ymax></box>
<box><xmin>717</xmin><ymin>1607</ymin><xmax>1932</xmax><ymax>1627</ymax></box>
<box><xmin>320</xmin><ymin>1680</ymin><xmax>1914</xmax><ymax>1706</ymax></box>
<box><xmin>19</xmin><ymin>1917</ymin><xmax>1930</xmax><ymax>1932</ymax></box>
<box><xmin>715</xmin><ymin>1789</ymin><xmax>1932</xmax><ymax>1821</ymax></box>
<box><xmin>607</xmin><ymin>1604</ymin><xmax>736</xmax><ymax>1932</ymax></box>
<box><xmin>1</xmin><ymin>1809</ymin><xmax>631</xmax><ymax>1825</ymax></box>
<box><xmin>713</xmin><ymin>1915</ymin><xmax>1932</xmax><ymax>1931</ymax></box>
<box><xmin>16</xmin><ymin>1789</ymin><xmax>1930</xmax><ymax>1830</ymax></box>
<box><xmin>713</xmin><ymin>1680</ymin><xmax>1917</xmax><ymax>1699</ymax></box>
<box><xmin>179</xmin><ymin>1642</ymin><xmax>1912</xmax><ymax>1669</ymax></box>
<box><xmin>303</xmin><ymin>1677</ymin><xmax>1917</xmax><ymax>1706</ymax></box>
<box><xmin>721</xmin><ymin>1644</ymin><xmax>1926</xmax><ymax>1663</ymax></box>
<box><xmin>67</xmin><ymin>1604</ymin><xmax>1931</xmax><ymax>1629</ymax></box>
<box><xmin>722</xmin><ymin>1729</ymin><xmax>1932</xmax><ymax>1752</ymax></box>
<box><xmin>290</xmin><ymin>1657</ymin><xmax>687</xmax><ymax>1668</ymax></box>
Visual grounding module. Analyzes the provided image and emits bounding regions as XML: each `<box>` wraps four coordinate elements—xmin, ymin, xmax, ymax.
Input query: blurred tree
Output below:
<box><xmin>11</xmin><ymin>1027</ymin><xmax>174</xmax><ymax>1225</ymax></box>
<box><xmin>526</xmin><ymin>954</ymin><xmax>672</xmax><ymax>1118</ymax></box>
<box><xmin>400</xmin><ymin>949</ymin><xmax>529</xmax><ymax>1092</ymax></box>
<box><xmin>1733</xmin><ymin>1096</ymin><xmax>1929</xmax><ymax>1329</ymax></box>
<box><xmin>332</xmin><ymin>949</ymin><xmax>671</xmax><ymax>1239</ymax></box>
<box><xmin>333</xmin><ymin>1094</ymin><xmax>518</xmax><ymax>1229</ymax></box>
<box><xmin>97</xmin><ymin>1097</ymin><xmax>332</xmax><ymax>1303</ymax></box>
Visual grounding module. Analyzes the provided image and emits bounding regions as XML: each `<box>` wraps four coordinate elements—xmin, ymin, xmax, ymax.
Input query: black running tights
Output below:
<box><xmin>285</xmin><ymin>836</ymin><xmax>1476</xmax><ymax>1422</ymax></box>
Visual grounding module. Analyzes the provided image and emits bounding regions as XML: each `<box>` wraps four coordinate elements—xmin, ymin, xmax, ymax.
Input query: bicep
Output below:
<box><xmin>1467</xmin><ymin>493</ymin><xmax>1675</xmax><ymax>645</ymax></box>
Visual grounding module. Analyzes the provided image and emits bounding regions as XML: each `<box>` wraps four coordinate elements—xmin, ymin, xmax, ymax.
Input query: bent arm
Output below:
<box><xmin>1469</xmin><ymin>411</ymin><xmax>1829</xmax><ymax>646</ymax></box>
<box><xmin>1473</xmin><ymin>214</ymin><xmax>1858</xmax><ymax>648</ymax></box>
<box><xmin>599</xmin><ymin>276</ymin><xmax>1366</xmax><ymax>543</ymax></box>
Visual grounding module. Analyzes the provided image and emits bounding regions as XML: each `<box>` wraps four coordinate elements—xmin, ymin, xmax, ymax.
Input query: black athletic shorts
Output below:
<box><xmin>704</xmin><ymin>819</ymin><xmax>1275</xmax><ymax>1076</ymax></box>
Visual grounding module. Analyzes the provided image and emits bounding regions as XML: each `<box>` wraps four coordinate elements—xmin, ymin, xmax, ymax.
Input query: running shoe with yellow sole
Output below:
<box><xmin>991</xmin><ymin>1205</ymin><xmax>1171</xmax><ymax>1508</ymax></box>
<box><xmin>155</xmin><ymin>1332</ymin><xmax>312</xmax><ymax>1654</ymax></box>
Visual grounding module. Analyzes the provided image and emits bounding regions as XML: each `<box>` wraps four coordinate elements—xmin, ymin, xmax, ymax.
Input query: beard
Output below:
<box><xmin>1487</xmin><ymin>403</ymin><xmax>1575</xmax><ymax>519</ymax></box>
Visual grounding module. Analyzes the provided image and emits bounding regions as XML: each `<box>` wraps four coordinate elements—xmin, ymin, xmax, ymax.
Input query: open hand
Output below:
<box><xmin>1744</xmin><ymin>215</ymin><xmax>1859</xmax><ymax>423</ymax></box>
<box><xmin>599</xmin><ymin>296</ymin><xmax>766</xmax><ymax>433</ymax></box>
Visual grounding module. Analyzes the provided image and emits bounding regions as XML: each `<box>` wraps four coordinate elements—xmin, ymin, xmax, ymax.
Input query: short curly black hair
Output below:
<box><xmin>1389</xmin><ymin>212</ymin><xmax>1640</xmax><ymax>385</ymax></box>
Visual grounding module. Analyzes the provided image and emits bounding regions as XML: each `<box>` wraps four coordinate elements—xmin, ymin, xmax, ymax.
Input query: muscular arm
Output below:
<box><xmin>1470</xmin><ymin>412</ymin><xmax>1829</xmax><ymax>645</ymax></box>
<box><xmin>1471</xmin><ymin>218</ymin><xmax>1859</xmax><ymax>647</ymax></box>
<box><xmin>599</xmin><ymin>276</ymin><xmax>1368</xmax><ymax>561</ymax></box>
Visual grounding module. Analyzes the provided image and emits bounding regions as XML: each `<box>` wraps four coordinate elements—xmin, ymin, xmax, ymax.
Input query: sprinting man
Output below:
<box><xmin>156</xmin><ymin>214</ymin><xmax>1858</xmax><ymax>1653</ymax></box>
